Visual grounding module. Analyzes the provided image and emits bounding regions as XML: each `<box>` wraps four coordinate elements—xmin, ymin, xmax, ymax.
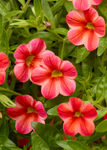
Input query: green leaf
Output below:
<box><xmin>18</xmin><ymin>0</ymin><xmax>25</xmax><ymax>7</ymax></box>
<box><xmin>96</xmin><ymin>120</ymin><xmax>107</xmax><ymax>132</ymax></box>
<box><xmin>5</xmin><ymin>10</ymin><xmax>23</xmax><ymax>19</ymax></box>
<box><xmin>76</xmin><ymin>46</ymin><xmax>90</xmax><ymax>63</ymax></box>
<box><xmin>97</xmin><ymin>37</ymin><xmax>107</xmax><ymax>56</ymax></box>
<box><xmin>47</xmin><ymin>105</ymin><xmax>58</xmax><ymax>116</ymax></box>
<box><xmin>64</xmin><ymin>1</ymin><xmax>74</xmax><ymax>12</ymax></box>
<box><xmin>94</xmin><ymin>146</ymin><xmax>101</xmax><ymax>150</ymax></box>
<box><xmin>82</xmin><ymin>51</ymin><xmax>95</xmax><ymax>79</ymax></box>
<box><xmin>41</xmin><ymin>0</ymin><xmax>55</xmax><ymax>29</ymax></box>
<box><xmin>68</xmin><ymin>141</ymin><xmax>92</xmax><ymax>150</ymax></box>
<box><xmin>54</xmin><ymin>28</ymin><xmax>68</xmax><ymax>36</ymax></box>
<box><xmin>31</xmin><ymin>122</ymin><xmax>63</xmax><ymax>147</ymax></box>
<box><xmin>31</xmin><ymin>132</ymin><xmax>50</xmax><ymax>150</ymax></box>
<box><xmin>34</xmin><ymin>0</ymin><xmax>41</xmax><ymax>17</ymax></box>
<box><xmin>0</xmin><ymin>29</ymin><xmax>8</xmax><ymax>54</ymax></box>
<box><xmin>0</xmin><ymin>135</ymin><xmax>21</xmax><ymax>150</ymax></box>
<box><xmin>98</xmin><ymin>0</ymin><xmax>107</xmax><ymax>19</ymax></box>
<box><xmin>94</xmin><ymin>110</ymin><xmax>107</xmax><ymax>122</ymax></box>
<box><xmin>96</xmin><ymin>72</ymin><xmax>106</xmax><ymax>102</ymax></box>
<box><xmin>57</xmin><ymin>140</ymin><xmax>73</xmax><ymax>150</ymax></box>
<box><xmin>0</xmin><ymin>1</ymin><xmax>8</xmax><ymax>16</ymax></box>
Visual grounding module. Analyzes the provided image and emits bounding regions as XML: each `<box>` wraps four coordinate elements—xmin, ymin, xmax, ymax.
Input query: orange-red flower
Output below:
<box><xmin>68</xmin><ymin>0</ymin><xmax>102</xmax><ymax>10</ymax></box>
<box><xmin>66</xmin><ymin>7</ymin><xmax>105</xmax><ymax>51</ymax></box>
<box><xmin>57</xmin><ymin>97</ymin><xmax>97</xmax><ymax>136</ymax></box>
<box><xmin>7</xmin><ymin>95</ymin><xmax>47</xmax><ymax>134</ymax></box>
<box><xmin>0</xmin><ymin>52</ymin><xmax>9</xmax><ymax>85</ymax></box>
<box><xmin>14</xmin><ymin>38</ymin><xmax>54</xmax><ymax>82</ymax></box>
<box><xmin>31</xmin><ymin>55</ymin><xmax>77</xmax><ymax>99</ymax></box>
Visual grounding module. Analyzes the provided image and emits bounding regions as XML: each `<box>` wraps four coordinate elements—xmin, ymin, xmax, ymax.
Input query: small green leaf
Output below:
<box><xmin>68</xmin><ymin>141</ymin><xmax>92</xmax><ymax>150</ymax></box>
<box><xmin>64</xmin><ymin>1</ymin><xmax>74</xmax><ymax>12</ymax></box>
<box><xmin>0</xmin><ymin>29</ymin><xmax>8</xmax><ymax>54</ymax></box>
<box><xmin>31</xmin><ymin>132</ymin><xmax>50</xmax><ymax>150</ymax></box>
<box><xmin>18</xmin><ymin>0</ymin><xmax>25</xmax><ymax>7</ymax></box>
<box><xmin>57</xmin><ymin>140</ymin><xmax>73</xmax><ymax>150</ymax></box>
<box><xmin>97</xmin><ymin>37</ymin><xmax>107</xmax><ymax>56</ymax></box>
<box><xmin>47</xmin><ymin>105</ymin><xmax>58</xmax><ymax>116</ymax></box>
<box><xmin>94</xmin><ymin>146</ymin><xmax>101</xmax><ymax>150</ymax></box>
<box><xmin>5</xmin><ymin>10</ymin><xmax>23</xmax><ymax>19</ymax></box>
<box><xmin>31</xmin><ymin>122</ymin><xmax>63</xmax><ymax>147</ymax></box>
<box><xmin>0</xmin><ymin>1</ymin><xmax>8</xmax><ymax>16</ymax></box>
<box><xmin>76</xmin><ymin>46</ymin><xmax>90</xmax><ymax>63</ymax></box>
<box><xmin>94</xmin><ymin>110</ymin><xmax>107</xmax><ymax>122</ymax></box>
<box><xmin>54</xmin><ymin>28</ymin><xmax>68</xmax><ymax>36</ymax></box>
<box><xmin>41</xmin><ymin>0</ymin><xmax>55</xmax><ymax>29</ymax></box>
<box><xmin>34</xmin><ymin>0</ymin><xmax>41</xmax><ymax>17</ymax></box>
<box><xmin>96</xmin><ymin>120</ymin><xmax>107</xmax><ymax>132</ymax></box>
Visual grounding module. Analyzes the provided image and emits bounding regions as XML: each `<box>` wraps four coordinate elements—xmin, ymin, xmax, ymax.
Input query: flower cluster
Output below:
<box><xmin>1</xmin><ymin>0</ymin><xmax>106</xmax><ymax>141</ymax></box>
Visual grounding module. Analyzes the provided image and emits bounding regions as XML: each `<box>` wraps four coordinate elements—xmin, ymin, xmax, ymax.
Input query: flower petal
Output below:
<box><xmin>92</xmin><ymin>0</ymin><xmax>102</xmax><ymax>5</ymax></box>
<box><xmin>80</xmin><ymin>103</ymin><xmax>97</xmax><ymax>121</ymax></box>
<box><xmin>28</xmin><ymin>38</ymin><xmax>46</xmax><ymax>56</ymax></box>
<box><xmin>41</xmin><ymin>78</ymin><xmax>60</xmax><ymax>99</ymax></box>
<box><xmin>35</xmin><ymin>101</ymin><xmax>47</xmax><ymax>119</ymax></box>
<box><xmin>94</xmin><ymin>17</ymin><xmax>105</xmax><ymax>37</ymax></box>
<box><xmin>57</xmin><ymin>103</ymin><xmax>74</xmax><ymax>121</ymax></box>
<box><xmin>61</xmin><ymin>60</ymin><xmax>77</xmax><ymax>79</ymax></box>
<box><xmin>0</xmin><ymin>71</ymin><xmax>5</xmax><ymax>85</ymax></box>
<box><xmin>31</xmin><ymin>67</ymin><xmax>50</xmax><ymax>85</ymax></box>
<box><xmin>67</xmin><ymin>28</ymin><xmax>87</xmax><ymax>46</ymax></box>
<box><xmin>0</xmin><ymin>53</ymin><xmax>9</xmax><ymax>70</ymax></box>
<box><xmin>14</xmin><ymin>63</ymin><xmax>29</xmax><ymax>82</ymax></box>
<box><xmin>69</xmin><ymin>97</ymin><xmax>83</xmax><ymax>112</ymax></box>
<box><xmin>79</xmin><ymin>117</ymin><xmax>95</xmax><ymax>136</ymax></box>
<box><xmin>84</xmin><ymin>30</ymin><xmax>99</xmax><ymax>51</ymax></box>
<box><xmin>16</xmin><ymin>113</ymin><xmax>45</xmax><ymax>134</ymax></box>
<box><xmin>59</xmin><ymin>77</ymin><xmax>76</xmax><ymax>96</ymax></box>
<box><xmin>63</xmin><ymin>118</ymin><xmax>78</xmax><ymax>136</ymax></box>
<box><xmin>14</xmin><ymin>44</ymin><xmax>30</xmax><ymax>60</ymax></box>
<box><xmin>73</xmin><ymin>0</ymin><xmax>91</xmax><ymax>10</ymax></box>
<box><xmin>66</xmin><ymin>10</ymin><xmax>86</xmax><ymax>28</ymax></box>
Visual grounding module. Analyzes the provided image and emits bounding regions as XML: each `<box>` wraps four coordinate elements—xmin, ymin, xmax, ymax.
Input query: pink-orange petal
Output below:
<box><xmin>31</xmin><ymin>67</ymin><xmax>50</xmax><ymax>85</ymax></box>
<box><xmin>84</xmin><ymin>7</ymin><xmax>98</xmax><ymax>23</ymax></box>
<box><xmin>66</xmin><ymin>10</ymin><xmax>86</xmax><ymax>28</ymax></box>
<box><xmin>73</xmin><ymin>0</ymin><xmax>91</xmax><ymax>11</ymax></box>
<box><xmin>41</xmin><ymin>78</ymin><xmax>60</xmax><ymax>99</ymax></box>
<box><xmin>92</xmin><ymin>0</ymin><xmax>102</xmax><ymax>5</ymax></box>
<box><xmin>59</xmin><ymin>77</ymin><xmax>76</xmax><ymax>96</ymax></box>
<box><xmin>14</xmin><ymin>44</ymin><xmax>30</xmax><ymax>60</ymax></box>
<box><xmin>0</xmin><ymin>71</ymin><xmax>5</xmax><ymax>85</ymax></box>
<box><xmin>69</xmin><ymin>97</ymin><xmax>84</xmax><ymax>112</ymax></box>
<box><xmin>84</xmin><ymin>30</ymin><xmax>99</xmax><ymax>51</ymax></box>
<box><xmin>63</xmin><ymin>117</ymin><xmax>78</xmax><ymax>136</ymax></box>
<box><xmin>43</xmin><ymin>56</ymin><xmax>62</xmax><ymax>71</ymax></box>
<box><xmin>35</xmin><ymin>101</ymin><xmax>47</xmax><ymax>119</ymax></box>
<box><xmin>14</xmin><ymin>63</ymin><xmax>29</xmax><ymax>82</ymax></box>
<box><xmin>79</xmin><ymin>117</ymin><xmax>95</xmax><ymax>136</ymax></box>
<box><xmin>67</xmin><ymin>28</ymin><xmax>87</xmax><ymax>46</ymax></box>
<box><xmin>0</xmin><ymin>53</ymin><xmax>9</xmax><ymax>70</ymax></box>
<box><xmin>94</xmin><ymin>17</ymin><xmax>105</xmax><ymax>37</ymax></box>
<box><xmin>80</xmin><ymin>103</ymin><xmax>97</xmax><ymax>121</ymax></box>
<box><xmin>61</xmin><ymin>60</ymin><xmax>77</xmax><ymax>79</ymax></box>
<box><xmin>57</xmin><ymin>103</ymin><xmax>74</xmax><ymax>121</ymax></box>
<box><xmin>28</xmin><ymin>38</ymin><xmax>46</xmax><ymax>56</ymax></box>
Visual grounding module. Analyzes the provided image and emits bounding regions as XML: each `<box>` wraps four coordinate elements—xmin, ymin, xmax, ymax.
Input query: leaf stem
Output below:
<box><xmin>61</xmin><ymin>40</ymin><xmax>65</xmax><ymax>60</ymax></box>
<box><xmin>0</xmin><ymin>87</ymin><xmax>21</xmax><ymax>96</ymax></box>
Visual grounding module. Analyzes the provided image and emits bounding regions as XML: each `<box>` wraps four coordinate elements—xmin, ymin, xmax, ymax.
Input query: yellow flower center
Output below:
<box><xmin>27</xmin><ymin>107</ymin><xmax>36</xmax><ymax>113</ymax></box>
<box><xmin>51</xmin><ymin>70</ymin><xmax>63</xmax><ymax>78</ymax></box>
<box><xmin>85</xmin><ymin>22</ymin><xmax>95</xmax><ymax>30</ymax></box>
<box><xmin>75</xmin><ymin>111</ymin><xmax>83</xmax><ymax>117</ymax></box>
<box><xmin>26</xmin><ymin>55</ymin><xmax>35</xmax><ymax>66</ymax></box>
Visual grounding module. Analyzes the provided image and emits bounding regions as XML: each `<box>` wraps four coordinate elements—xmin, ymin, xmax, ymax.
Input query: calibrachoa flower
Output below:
<box><xmin>14</xmin><ymin>38</ymin><xmax>54</xmax><ymax>82</ymax></box>
<box><xmin>7</xmin><ymin>95</ymin><xmax>47</xmax><ymax>134</ymax></box>
<box><xmin>31</xmin><ymin>55</ymin><xmax>77</xmax><ymax>99</ymax></box>
<box><xmin>66</xmin><ymin>7</ymin><xmax>105</xmax><ymax>51</ymax></box>
<box><xmin>57</xmin><ymin>97</ymin><xmax>97</xmax><ymax>136</ymax></box>
<box><xmin>0</xmin><ymin>52</ymin><xmax>9</xmax><ymax>85</ymax></box>
<box><xmin>68</xmin><ymin>0</ymin><xmax>102</xmax><ymax>11</ymax></box>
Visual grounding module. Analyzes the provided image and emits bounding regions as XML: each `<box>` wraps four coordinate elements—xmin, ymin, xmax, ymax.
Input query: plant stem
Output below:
<box><xmin>0</xmin><ymin>87</ymin><xmax>21</xmax><ymax>96</ymax></box>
